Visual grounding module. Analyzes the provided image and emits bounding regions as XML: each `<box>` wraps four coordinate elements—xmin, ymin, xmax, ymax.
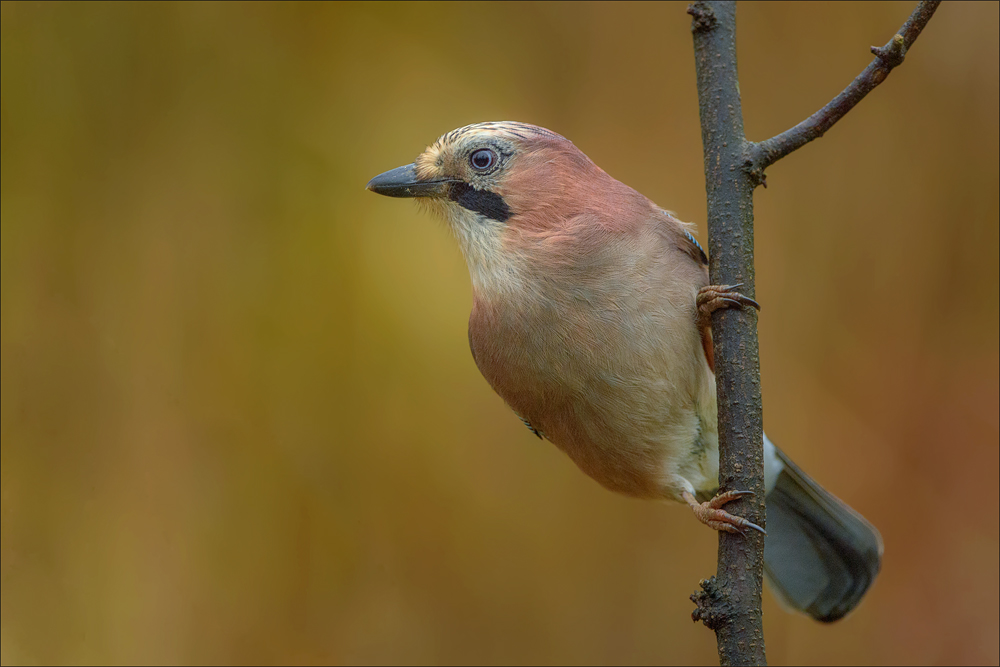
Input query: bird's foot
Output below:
<box><xmin>682</xmin><ymin>490</ymin><xmax>766</xmax><ymax>535</ymax></box>
<box><xmin>697</xmin><ymin>284</ymin><xmax>760</xmax><ymax>331</ymax></box>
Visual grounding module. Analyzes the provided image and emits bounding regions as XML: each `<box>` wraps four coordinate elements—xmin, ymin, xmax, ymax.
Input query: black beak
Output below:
<box><xmin>366</xmin><ymin>163</ymin><xmax>456</xmax><ymax>198</ymax></box>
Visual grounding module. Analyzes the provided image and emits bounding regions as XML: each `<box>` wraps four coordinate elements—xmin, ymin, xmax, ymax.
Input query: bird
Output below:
<box><xmin>366</xmin><ymin>121</ymin><xmax>883</xmax><ymax>623</ymax></box>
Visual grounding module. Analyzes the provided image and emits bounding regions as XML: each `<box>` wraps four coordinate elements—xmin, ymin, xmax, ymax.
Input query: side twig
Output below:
<box><xmin>748</xmin><ymin>0</ymin><xmax>941</xmax><ymax>186</ymax></box>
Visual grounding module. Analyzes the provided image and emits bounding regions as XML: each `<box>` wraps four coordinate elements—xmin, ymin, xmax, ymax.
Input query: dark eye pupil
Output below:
<box><xmin>471</xmin><ymin>149</ymin><xmax>495</xmax><ymax>170</ymax></box>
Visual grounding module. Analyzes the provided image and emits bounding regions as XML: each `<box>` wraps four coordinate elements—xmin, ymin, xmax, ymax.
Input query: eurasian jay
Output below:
<box><xmin>367</xmin><ymin>121</ymin><xmax>882</xmax><ymax>622</ymax></box>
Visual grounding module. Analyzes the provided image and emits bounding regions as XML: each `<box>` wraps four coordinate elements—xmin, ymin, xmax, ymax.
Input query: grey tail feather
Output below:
<box><xmin>764</xmin><ymin>446</ymin><xmax>884</xmax><ymax>622</ymax></box>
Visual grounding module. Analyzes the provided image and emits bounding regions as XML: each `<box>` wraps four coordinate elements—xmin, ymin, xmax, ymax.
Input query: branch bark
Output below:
<box><xmin>688</xmin><ymin>2</ymin><xmax>766</xmax><ymax>665</ymax></box>
<box><xmin>685</xmin><ymin>2</ymin><xmax>939</xmax><ymax>665</ymax></box>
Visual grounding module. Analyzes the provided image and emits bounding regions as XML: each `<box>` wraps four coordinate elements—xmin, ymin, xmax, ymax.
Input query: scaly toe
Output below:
<box><xmin>707</xmin><ymin>507</ymin><xmax>766</xmax><ymax>535</ymax></box>
<box><xmin>684</xmin><ymin>490</ymin><xmax>766</xmax><ymax>535</ymax></box>
<box><xmin>706</xmin><ymin>489</ymin><xmax>754</xmax><ymax>510</ymax></box>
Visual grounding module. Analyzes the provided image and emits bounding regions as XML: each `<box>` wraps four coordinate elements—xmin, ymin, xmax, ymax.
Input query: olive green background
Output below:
<box><xmin>2</xmin><ymin>1</ymin><xmax>998</xmax><ymax>664</ymax></box>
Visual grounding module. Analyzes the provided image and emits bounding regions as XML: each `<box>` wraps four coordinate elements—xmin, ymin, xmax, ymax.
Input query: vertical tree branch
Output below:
<box><xmin>687</xmin><ymin>2</ymin><xmax>766</xmax><ymax>665</ymax></box>
<box><xmin>684</xmin><ymin>1</ymin><xmax>939</xmax><ymax>664</ymax></box>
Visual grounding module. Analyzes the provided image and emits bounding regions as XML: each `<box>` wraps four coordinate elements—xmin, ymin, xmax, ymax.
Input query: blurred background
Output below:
<box><xmin>2</xmin><ymin>1</ymin><xmax>997</xmax><ymax>664</ymax></box>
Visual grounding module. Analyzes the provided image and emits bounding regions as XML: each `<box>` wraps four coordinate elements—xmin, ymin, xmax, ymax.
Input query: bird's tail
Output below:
<box><xmin>763</xmin><ymin>440</ymin><xmax>883</xmax><ymax>622</ymax></box>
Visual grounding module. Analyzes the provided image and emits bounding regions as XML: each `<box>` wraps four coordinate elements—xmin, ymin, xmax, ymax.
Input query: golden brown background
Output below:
<box><xmin>2</xmin><ymin>1</ymin><xmax>998</xmax><ymax>664</ymax></box>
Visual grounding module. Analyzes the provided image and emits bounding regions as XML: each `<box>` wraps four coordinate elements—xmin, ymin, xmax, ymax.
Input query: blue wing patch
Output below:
<box><xmin>519</xmin><ymin>415</ymin><xmax>544</xmax><ymax>439</ymax></box>
<box><xmin>685</xmin><ymin>229</ymin><xmax>709</xmax><ymax>265</ymax></box>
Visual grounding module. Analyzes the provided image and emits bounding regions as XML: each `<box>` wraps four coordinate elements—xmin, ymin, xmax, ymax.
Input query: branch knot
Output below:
<box><xmin>691</xmin><ymin>576</ymin><xmax>733</xmax><ymax>630</ymax></box>
<box><xmin>687</xmin><ymin>2</ymin><xmax>717</xmax><ymax>33</ymax></box>
<box><xmin>871</xmin><ymin>33</ymin><xmax>907</xmax><ymax>68</ymax></box>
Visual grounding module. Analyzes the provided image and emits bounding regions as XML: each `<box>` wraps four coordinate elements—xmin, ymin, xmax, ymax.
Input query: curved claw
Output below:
<box><xmin>683</xmin><ymin>490</ymin><xmax>766</xmax><ymax>536</ymax></box>
<box><xmin>697</xmin><ymin>285</ymin><xmax>761</xmax><ymax>332</ymax></box>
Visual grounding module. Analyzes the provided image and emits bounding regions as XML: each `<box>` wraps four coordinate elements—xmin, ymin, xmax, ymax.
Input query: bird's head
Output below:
<box><xmin>367</xmin><ymin>122</ymin><xmax>647</xmax><ymax>290</ymax></box>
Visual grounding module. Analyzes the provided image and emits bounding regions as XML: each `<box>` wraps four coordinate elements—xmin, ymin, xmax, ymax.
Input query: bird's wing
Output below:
<box><xmin>676</xmin><ymin>227</ymin><xmax>708</xmax><ymax>267</ymax></box>
<box><xmin>656</xmin><ymin>210</ymin><xmax>715</xmax><ymax>373</ymax></box>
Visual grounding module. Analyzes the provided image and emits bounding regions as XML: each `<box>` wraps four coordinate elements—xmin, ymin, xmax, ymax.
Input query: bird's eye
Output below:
<box><xmin>469</xmin><ymin>148</ymin><xmax>497</xmax><ymax>172</ymax></box>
